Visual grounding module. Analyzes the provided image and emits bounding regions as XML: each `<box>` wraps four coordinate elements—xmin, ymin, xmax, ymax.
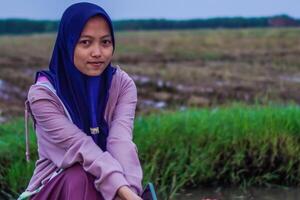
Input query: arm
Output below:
<box><xmin>28</xmin><ymin>85</ymin><xmax>129</xmax><ymax>200</ymax></box>
<box><xmin>106</xmin><ymin>75</ymin><xmax>143</xmax><ymax>195</ymax></box>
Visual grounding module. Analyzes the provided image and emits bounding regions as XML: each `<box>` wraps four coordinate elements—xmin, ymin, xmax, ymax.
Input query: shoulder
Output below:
<box><xmin>114</xmin><ymin>66</ymin><xmax>134</xmax><ymax>84</ymax></box>
<box><xmin>28</xmin><ymin>84</ymin><xmax>51</xmax><ymax>102</ymax></box>
<box><xmin>27</xmin><ymin>83</ymin><xmax>62</xmax><ymax>109</ymax></box>
<box><xmin>112</xmin><ymin>66</ymin><xmax>137</xmax><ymax>93</ymax></box>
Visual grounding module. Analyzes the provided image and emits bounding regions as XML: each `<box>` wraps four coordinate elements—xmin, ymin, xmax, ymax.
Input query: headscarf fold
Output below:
<box><xmin>35</xmin><ymin>2</ymin><xmax>116</xmax><ymax>151</ymax></box>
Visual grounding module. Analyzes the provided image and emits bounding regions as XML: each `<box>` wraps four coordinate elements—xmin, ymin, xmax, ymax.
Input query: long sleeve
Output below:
<box><xmin>106</xmin><ymin>75</ymin><xmax>143</xmax><ymax>195</ymax></box>
<box><xmin>28</xmin><ymin>85</ymin><xmax>129</xmax><ymax>200</ymax></box>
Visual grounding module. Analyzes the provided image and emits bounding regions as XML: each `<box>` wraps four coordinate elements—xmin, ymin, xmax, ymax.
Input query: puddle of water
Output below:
<box><xmin>175</xmin><ymin>186</ymin><xmax>300</xmax><ymax>200</ymax></box>
<box><xmin>132</xmin><ymin>75</ymin><xmax>173</xmax><ymax>90</ymax></box>
<box><xmin>132</xmin><ymin>75</ymin><xmax>151</xmax><ymax>85</ymax></box>
<box><xmin>0</xmin><ymin>79</ymin><xmax>26</xmax><ymax>123</ymax></box>
<box><xmin>0</xmin><ymin>79</ymin><xmax>10</xmax><ymax>100</ymax></box>
<box><xmin>0</xmin><ymin>79</ymin><xmax>26</xmax><ymax>101</ymax></box>
<box><xmin>0</xmin><ymin>109</ymin><xmax>6</xmax><ymax>123</ymax></box>
<box><xmin>279</xmin><ymin>75</ymin><xmax>300</xmax><ymax>83</ymax></box>
<box><xmin>140</xmin><ymin>99</ymin><xmax>167</xmax><ymax>109</ymax></box>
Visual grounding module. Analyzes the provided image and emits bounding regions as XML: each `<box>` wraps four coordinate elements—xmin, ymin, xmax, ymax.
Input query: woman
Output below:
<box><xmin>19</xmin><ymin>2</ymin><xmax>143</xmax><ymax>200</ymax></box>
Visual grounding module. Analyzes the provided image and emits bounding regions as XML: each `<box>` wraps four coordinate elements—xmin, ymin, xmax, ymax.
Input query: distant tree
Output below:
<box><xmin>268</xmin><ymin>15</ymin><xmax>299</xmax><ymax>27</ymax></box>
<box><xmin>0</xmin><ymin>15</ymin><xmax>299</xmax><ymax>35</ymax></box>
<box><xmin>0</xmin><ymin>19</ymin><xmax>58</xmax><ymax>35</ymax></box>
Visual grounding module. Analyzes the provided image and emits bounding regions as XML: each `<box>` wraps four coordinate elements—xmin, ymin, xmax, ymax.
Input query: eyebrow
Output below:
<box><xmin>79</xmin><ymin>34</ymin><xmax>111</xmax><ymax>39</ymax></box>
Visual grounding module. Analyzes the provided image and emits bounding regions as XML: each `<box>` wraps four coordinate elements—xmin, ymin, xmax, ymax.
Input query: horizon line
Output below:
<box><xmin>0</xmin><ymin>14</ymin><xmax>299</xmax><ymax>21</ymax></box>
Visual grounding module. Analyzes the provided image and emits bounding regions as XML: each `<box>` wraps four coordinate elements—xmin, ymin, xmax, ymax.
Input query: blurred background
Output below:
<box><xmin>0</xmin><ymin>0</ymin><xmax>300</xmax><ymax>199</ymax></box>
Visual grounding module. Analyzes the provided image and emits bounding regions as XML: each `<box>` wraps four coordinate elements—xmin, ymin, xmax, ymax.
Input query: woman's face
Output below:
<box><xmin>74</xmin><ymin>16</ymin><xmax>113</xmax><ymax>76</ymax></box>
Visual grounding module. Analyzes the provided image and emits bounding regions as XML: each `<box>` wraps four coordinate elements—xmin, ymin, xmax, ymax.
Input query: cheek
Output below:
<box><xmin>103</xmin><ymin>48</ymin><xmax>113</xmax><ymax>60</ymax></box>
<box><xmin>74</xmin><ymin>48</ymin><xmax>87</xmax><ymax>64</ymax></box>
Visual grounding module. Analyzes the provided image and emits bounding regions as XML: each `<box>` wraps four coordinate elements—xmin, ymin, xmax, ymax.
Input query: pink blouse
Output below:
<box><xmin>24</xmin><ymin>68</ymin><xmax>143</xmax><ymax>200</ymax></box>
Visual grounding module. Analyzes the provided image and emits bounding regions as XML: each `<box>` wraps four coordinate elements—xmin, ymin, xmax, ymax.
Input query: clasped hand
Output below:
<box><xmin>117</xmin><ymin>186</ymin><xmax>143</xmax><ymax>200</ymax></box>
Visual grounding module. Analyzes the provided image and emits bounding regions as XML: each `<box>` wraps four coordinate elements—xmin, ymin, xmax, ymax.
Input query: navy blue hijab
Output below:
<box><xmin>36</xmin><ymin>2</ymin><xmax>116</xmax><ymax>151</ymax></box>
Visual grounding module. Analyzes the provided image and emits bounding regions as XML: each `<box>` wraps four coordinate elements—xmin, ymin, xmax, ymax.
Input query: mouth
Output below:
<box><xmin>87</xmin><ymin>61</ymin><xmax>105</xmax><ymax>68</ymax></box>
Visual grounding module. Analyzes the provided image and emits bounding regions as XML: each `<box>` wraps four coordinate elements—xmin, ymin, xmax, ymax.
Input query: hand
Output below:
<box><xmin>117</xmin><ymin>186</ymin><xmax>142</xmax><ymax>200</ymax></box>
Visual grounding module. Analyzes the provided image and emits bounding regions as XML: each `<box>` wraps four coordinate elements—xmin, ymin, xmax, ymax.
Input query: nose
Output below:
<box><xmin>91</xmin><ymin>44</ymin><xmax>102</xmax><ymax>58</ymax></box>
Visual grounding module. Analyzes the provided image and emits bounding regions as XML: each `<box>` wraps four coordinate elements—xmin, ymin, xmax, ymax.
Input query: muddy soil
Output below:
<box><xmin>1</xmin><ymin>30</ymin><xmax>300</xmax><ymax>121</ymax></box>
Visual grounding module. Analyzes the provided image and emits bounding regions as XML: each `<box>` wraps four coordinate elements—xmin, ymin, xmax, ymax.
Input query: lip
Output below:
<box><xmin>87</xmin><ymin>61</ymin><xmax>105</xmax><ymax>68</ymax></box>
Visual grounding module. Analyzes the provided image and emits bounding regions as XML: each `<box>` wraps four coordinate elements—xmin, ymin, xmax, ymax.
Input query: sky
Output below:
<box><xmin>1</xmin><ymin>0</ymin><xmax>300</xmax><ymax>20</ymax></box>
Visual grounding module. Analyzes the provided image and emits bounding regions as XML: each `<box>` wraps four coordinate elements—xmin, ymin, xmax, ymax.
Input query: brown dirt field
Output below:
<box><xmin>0</xmin><ymin>28</ymin><xmax>300</xmax><ymax>121</ymax></box>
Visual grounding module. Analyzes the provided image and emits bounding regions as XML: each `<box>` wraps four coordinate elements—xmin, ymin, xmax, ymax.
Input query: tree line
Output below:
<box><xmin>0</xmin><ymin>15</ymin><xmax>299</xmax><ymax>34</ymax></box>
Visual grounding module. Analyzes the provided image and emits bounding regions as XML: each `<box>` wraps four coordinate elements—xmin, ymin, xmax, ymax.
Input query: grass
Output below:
<box><xmin>0</xmin><ymin>118</ymin><xmax>37</xmax><ymax>198</ymax></box>
<box><xmin>135</xmin><ymin>103</ymin><xmax>300</xmax><ymax>199</ymax></box>
<box><xmin>1</xmin><ymin>103</ymin><xmax>300</xmax><ymax>199</ymax></box>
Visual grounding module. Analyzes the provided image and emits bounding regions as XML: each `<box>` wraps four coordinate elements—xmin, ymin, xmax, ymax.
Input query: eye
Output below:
<box><xmin>79</xmin><ymin>40</ymin><xmax>91</xmax><ymax>46</ymax></box>
<box><xmin>102</xmin><ymin>39</ymin><xmax>112</xmax><ymax>47</ymax></box>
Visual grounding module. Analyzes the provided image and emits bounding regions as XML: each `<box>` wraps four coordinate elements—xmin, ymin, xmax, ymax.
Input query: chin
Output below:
<box><xmin>87</xmin><ymin>73</ymin><xmax>101</xmax><ymax>76</ymax></box>
<box><xmin>86</xmin><ymin>70</ymin><xmax>104</xmax><ymax>76</ymax></box>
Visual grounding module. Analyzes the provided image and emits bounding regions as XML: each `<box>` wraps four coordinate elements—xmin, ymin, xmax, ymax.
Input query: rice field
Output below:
<box><xmin>0</xmin><ymin>28</ymin><xmax>300</xmax><ymax>199</ymax></box>
<box><xmin>1</xmin><ymin>28</ymin><xmax>300</xmax><ymax>118</ymax></box>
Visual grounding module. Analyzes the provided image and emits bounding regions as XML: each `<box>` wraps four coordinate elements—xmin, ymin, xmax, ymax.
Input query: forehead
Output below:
<box><xmin>80</xmin><ymin>16</ymin><xmax>111</xmax><ymax>35</ymax></box>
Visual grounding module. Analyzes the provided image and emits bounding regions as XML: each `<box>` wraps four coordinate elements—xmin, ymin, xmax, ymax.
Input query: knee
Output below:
<box><xmin>63</xmin><ymin>164</ymin><xmax>89</xmax><ymax>188</ymax></box>
<box><xmin>59</xmin><ymin>164</ymin><xmax>101</xmax><ymax>199</ymax></box>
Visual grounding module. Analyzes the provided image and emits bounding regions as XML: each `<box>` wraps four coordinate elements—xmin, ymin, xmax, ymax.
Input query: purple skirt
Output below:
<box><xmin>30</xmin><ymin>164</ymin><xmax>104</xmax><ymax>200</ymax></box>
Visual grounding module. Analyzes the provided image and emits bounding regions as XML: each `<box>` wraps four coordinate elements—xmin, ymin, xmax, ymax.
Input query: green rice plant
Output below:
<box><xmin>0</xmin><ymin>118</ymin><xmax>37</xmax><ymax>197</ymax></box>
<box><xmin>1</xmin><ymin>103</ymin><xmax>300</xmax><ymax>199</ymax></box>
<box><xmin>134</xmin><ymin>103</ymin><xmax>300</xmax><ymax>199</ymax></box>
